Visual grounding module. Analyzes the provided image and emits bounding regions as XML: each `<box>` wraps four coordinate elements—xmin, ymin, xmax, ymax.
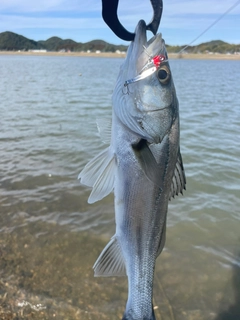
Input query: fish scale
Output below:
<box><xmin>79</xmin><ymin>19</ymin><xmax>186</xmax><ymax>320</ymax></box>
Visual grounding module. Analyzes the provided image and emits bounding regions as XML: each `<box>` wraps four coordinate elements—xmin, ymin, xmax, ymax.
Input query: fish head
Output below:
<box><xmin>113</xmin><ymin>20</ymin><xmax>178</xmax><ymax>143</ymax></box>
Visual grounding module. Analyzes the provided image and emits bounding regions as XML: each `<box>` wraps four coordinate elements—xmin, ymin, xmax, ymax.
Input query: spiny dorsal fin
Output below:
<box><xmin>93</xmin><ymin>236</ymin><xmax>126</xmax><ymax>277</ymax></box>
<box><xmin>169</xmin><ymin>151</ymin><xmax>186</xmax><ymax>200</ymax></box>
<box><xmin>96</xmin><ymin>117</ymin><xmax>112</xmax><ymax>144</ymax></box>
<box><xmin>78</xmin><ymin>147</ymin><xmax>115</xmax><ymax>204</ymax></box>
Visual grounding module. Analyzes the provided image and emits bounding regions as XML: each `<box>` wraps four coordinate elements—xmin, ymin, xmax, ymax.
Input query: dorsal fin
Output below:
<box><xmin>96</xmin><ymin>117</ymin><xmax>112</xmax><ymax>144</ymax></box>
<box><xmin>169</xmin><ymin>151</ymin><xmax>186</xmax><ymax>200</ymax></box>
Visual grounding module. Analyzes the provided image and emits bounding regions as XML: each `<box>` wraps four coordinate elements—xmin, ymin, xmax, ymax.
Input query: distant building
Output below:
<box><xmin>29</xmin><ymin>49</ymin><xmax>47</xmax><ymax>53</ymax></box>
<box><xmin>115</xmin><ymin>50</ymin><xmax>126</xmax><ymax>54</ymax></box>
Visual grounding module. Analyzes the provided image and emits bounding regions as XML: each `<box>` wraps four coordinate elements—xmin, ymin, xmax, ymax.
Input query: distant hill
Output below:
<box><xmin>0</xmin><ymin>31</ymin><xmax>44</xmax><ymax>51</ymax></box>
<box><xmin>167</xmin><ymin>40</ymin><xmax>240</xmax><ymax>54</ymax></box>
<box><xmin>166</xmin><ymin>40</ymin><xmax>240</xmax><ymax>54</ymax></box>
<box><xmin>0</xmin><ymin>31</ymin><xmax>128</xmax><ymax>52</ymax></box>
<box><xmin>0</xmin><ymin>31</ymin><xmax>239</xmax><ymax>54</ymax></box>
<box><xmin>38</xmin><ymin>36</ymin><xmax>79</xmax><ymax>51</ymax></box>
<box><xmin>193</xmin><ymin>40</ymin><xmax>240</xmax><ymax>54</ymax></box>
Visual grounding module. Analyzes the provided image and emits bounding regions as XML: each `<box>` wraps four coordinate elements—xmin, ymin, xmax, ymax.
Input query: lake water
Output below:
<box><xmin>0</xmin><ymin>54</ymin><xmax>239</xmax><ymax>320</ymax></box>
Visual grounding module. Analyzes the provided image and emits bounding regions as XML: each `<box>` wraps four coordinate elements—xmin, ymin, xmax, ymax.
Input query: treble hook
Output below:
<box><xmin>101</xmin><ymin>0</ymin><xmax>163</xmax><ymax>41</ymax></box>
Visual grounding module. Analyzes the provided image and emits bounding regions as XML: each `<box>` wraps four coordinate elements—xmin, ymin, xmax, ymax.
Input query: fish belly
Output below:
<box><xmin>114</xmin><ymin>144</ymin><xmax>169</xmax><ymax>319</ymax></box>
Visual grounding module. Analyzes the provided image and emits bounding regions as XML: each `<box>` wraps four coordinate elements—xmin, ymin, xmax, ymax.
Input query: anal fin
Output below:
<box><xmin>93</xmin><ymin>236</ymin><xmax>126</xmax><ymax>277</ymax></box>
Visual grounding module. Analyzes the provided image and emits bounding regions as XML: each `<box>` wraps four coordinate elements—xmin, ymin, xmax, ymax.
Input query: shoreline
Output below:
<box><xmin>0</xmin><ymin>51</ymin><xmax>240</xmax><ymax>60</ymax></box>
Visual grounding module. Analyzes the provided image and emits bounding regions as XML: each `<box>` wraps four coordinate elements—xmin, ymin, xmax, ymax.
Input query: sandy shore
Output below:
<box><xmin>0</xmin><ymin>51</ymin><xmax>240</xmax><ymax>60</ymax></box>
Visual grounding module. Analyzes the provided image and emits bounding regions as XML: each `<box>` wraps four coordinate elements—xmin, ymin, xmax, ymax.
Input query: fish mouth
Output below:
<box><xmin>142</xmin><ymin>103</ymin><xmax>172</xmax><ymax>113</ymax></box>
<box><xmin>128</xmin><ymin>20</ymin><xmax>148</xmax><ymax>59</ymax></box>
<box><xmin>124</xmin><ymin>20</ymin><xmax>167</xmax><ymax>87</ymax></box>
<box><xmin>136</xmin><ymin>97</ymin><xmax>174</xmax><ymax>114</ymax></box>
<box><xmin>133</xmin><ymin>20</ymin><xmax>165</xmax><ymax>61</ymax></box>
<box><xmin>134</xmin><ymin>20</ymin><xmax>148</xmax><ymax>45</ymax></box>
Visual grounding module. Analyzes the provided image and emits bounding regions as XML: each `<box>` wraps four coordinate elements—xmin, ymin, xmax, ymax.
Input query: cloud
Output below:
<box><xmin>0</xmin><ymin>0</ymin><xmax>101</xmax><ymax>13</ymax></box>
<box><xmin>117</xmin><ymin>0</ymin><xmax>240</xmax><ymax>25</ymax></box>
<box><xmin>0</xmin><ymin>14</ymin><xmax>104</xmax><ymax>30</ymax></box>
<box><xmin>2</xmin><ymin>0</ymin><xmax>240</xmax><ymax>15</ymax></box>
<box><xmin>164</xmin><ymin>0</ymin><xmax>240</xmax><ymax>15</ymax></box>
<box><xmin>0</xmin><ymin>0</ymin><xmax>64</xmax><ymax>12</ymax></box>
<box><xmin>0</xmin><ymin>0</ymin><xmax>239</xmax><ymax>45</ymax></box>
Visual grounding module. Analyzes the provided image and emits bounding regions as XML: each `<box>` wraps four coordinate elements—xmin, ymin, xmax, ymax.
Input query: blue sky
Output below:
<box><xmin>0</xmin><ymin>0</ymin><xmax>239</xmax><ymax>46</ymax></box>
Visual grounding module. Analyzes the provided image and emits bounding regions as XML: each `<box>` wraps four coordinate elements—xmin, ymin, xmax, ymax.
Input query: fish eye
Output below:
<box><xmin>157</xmin><ymin>65</ymin><xmax>171</xmax><ymax>85</ymax></box>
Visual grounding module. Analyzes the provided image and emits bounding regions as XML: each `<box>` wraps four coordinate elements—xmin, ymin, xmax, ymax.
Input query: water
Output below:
<box><xmin>0</xmin><ymin>54</ymin><xmax>239</xmax><ymax>320</ymax></box>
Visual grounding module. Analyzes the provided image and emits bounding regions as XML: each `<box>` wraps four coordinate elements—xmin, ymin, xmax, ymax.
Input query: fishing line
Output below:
<box><xmin>178</xmin><ymin>0</ymin><xmax>240</xmax><ymax>54</ymax></box>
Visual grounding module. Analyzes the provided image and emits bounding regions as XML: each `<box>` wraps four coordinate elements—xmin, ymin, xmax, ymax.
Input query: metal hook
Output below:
<box><xmin>101</xmin><ymin>0</ymin><xmax>163</xmax><ymax>41</ymax></box>
<box><xmin>122</xmin><ymin>83</ymin><xmax>130</xmax><ymax>95</ymax></box>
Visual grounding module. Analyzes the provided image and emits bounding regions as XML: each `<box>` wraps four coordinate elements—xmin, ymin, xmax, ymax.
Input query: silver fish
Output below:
<box><xmin>79</xmin><ymin>19</ymin><xmax>186</xmax><ymax>320</ymax></box>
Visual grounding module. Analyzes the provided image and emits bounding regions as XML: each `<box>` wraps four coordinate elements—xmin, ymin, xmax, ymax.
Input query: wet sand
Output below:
<box><xmin>0</xmin><ymin>51</ymin><xmax>240</xmax><ymax>60</ymax></box>
<box><xmin>0</xmin><ymin>220</ymin><xmax>238</xmax><ymax>320</ymax></box>
<box><xmin>0</xmin><ymin>223</ymin><xmax>128</xmax><ymax>320</ymax></box>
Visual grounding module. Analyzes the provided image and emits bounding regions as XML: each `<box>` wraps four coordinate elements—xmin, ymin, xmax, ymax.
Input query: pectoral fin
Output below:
<box><xmin>132</xmin><ymin>139</ymin><xmax>161</xmax><ymax>186</ymax></box>
<box><xmin>78</xmin><ymin>147</ymin><xmax>115</xmax><ymax>204</ymax></box>
<box><xmin>132</xmin><ymin>137</ymin><xmax>169</xmax><ymax>188</ymax></box>
<box><xmin>93</xmin><ymin>236</ymin><xmax>126</xmax><ymax>277</ymax></box>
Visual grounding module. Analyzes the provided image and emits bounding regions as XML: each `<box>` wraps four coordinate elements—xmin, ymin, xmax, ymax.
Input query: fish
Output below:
<box><xmin>79</xmin><ymin>19</ymin><xmax>186</xmax><ymax>320</ymax></box>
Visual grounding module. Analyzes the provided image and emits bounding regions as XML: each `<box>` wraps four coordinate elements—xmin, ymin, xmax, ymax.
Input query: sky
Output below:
<box><xmin>0</xmin><ymin>0</ymin><xmax>240</xmax><ymax>46</ymax></box>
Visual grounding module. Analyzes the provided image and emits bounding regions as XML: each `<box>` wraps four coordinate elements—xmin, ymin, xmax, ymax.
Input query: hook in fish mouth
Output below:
<box><xmin>101</xmin><ymin>0</ymin><xmax>163</xmax><ymax>41</ymax></box>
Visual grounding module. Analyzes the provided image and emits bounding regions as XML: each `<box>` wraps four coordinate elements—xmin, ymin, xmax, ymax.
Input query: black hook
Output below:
<box><xmin>101</xmin><ymin>0</ymin><xmax>163</xmax><ymax>41</ymax></box>
<box><xmin>147</xmin><ymin>0</ymin><xmax>163</xmax><ymax>35</ymax></box>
